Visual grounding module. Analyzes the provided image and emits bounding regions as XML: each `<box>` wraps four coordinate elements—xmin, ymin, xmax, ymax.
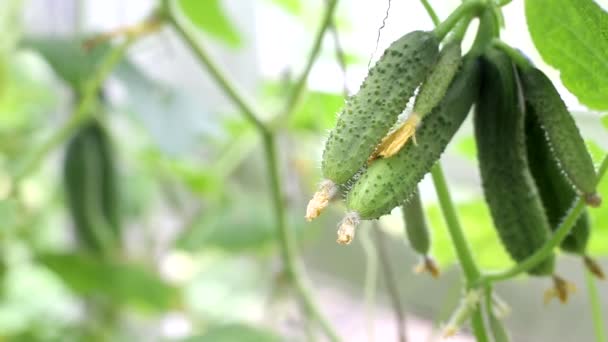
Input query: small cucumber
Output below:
<box><xmin>64</xmin><ymin>120</ymin><xmax>121</xmax><ymax>254</ymax></box>
<box><xmin>306</xmin><ymin>31</ymin><xmax>439</xmax><ymax>221</ymax></box>
<box><xmin>344</xmin><ymin>57</ymin><xmax>479</xmax><ymax>221</ymax></box>
<box><xmin>402</xmin><ymin>187</ymin><xmax>439</xmax><ymax>277</ymax></box>
<box><xmin>474</xmin><ymin>48</ymin><xmax>554</xmax><ymax>276</ymax></box>
<box><xmin>518</xmin><ymin>66</ymin><xmax>600</xmax><ymax>207</ymax></box>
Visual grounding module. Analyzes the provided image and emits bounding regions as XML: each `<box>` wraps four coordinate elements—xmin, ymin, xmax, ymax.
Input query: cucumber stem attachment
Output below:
<box><xmin>433</xmin><ymin>0</ymin><xmax>485</xmax><ymax>41</ymax></box>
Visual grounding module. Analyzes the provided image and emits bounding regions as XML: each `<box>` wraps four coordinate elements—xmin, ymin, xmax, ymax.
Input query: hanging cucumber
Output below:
<box><xmin>525</xmin><ymin>106</ymin><xmax>604</xmax><ymax>279</ymax></box>
<box><xmin>306</xmin><ymin>30</ymin><xmax>440</xmax><ymax>221</ymax></box>
<box><xmin>336</xmin><ymin>57</ymin><xmax>480</xmax><ymax>244</ymax></box>
<box><xmin>518</xmin><ymin>66</ymin><xmax>601</xmax><ymax>207</ymax></box>
<box><xmin>371</xmin><ymin>39</ymin><xmax>462</xmax><ymax>161</ymax></box>
<box><xmin>402</xmin><ymin>187</ymin><xmax>439</xmax><ymax>277</ymax></box>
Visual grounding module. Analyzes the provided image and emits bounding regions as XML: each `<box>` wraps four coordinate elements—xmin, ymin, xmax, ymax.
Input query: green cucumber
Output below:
<box><xmin>474</xmin><ymin>48</ymin><xmax>554</xmax><ymax>276</ymax></box>
<box><xmin>402</xmin><ymin>187</ymin><xmax>439</xmax><ymax>277</ymax></box>
<box><xmin>412</xmin><ymin>39</ymin><xmax>462</xmax><ymax>118</ymax></box>
<box><xmin>64</xmin><ymin>120</ymin><xmax>120</xmax><ymax>253</ymax></box>
<box><xmin>518</xmin><ymin>66</ymin><xmax>600</xmax><ymax>207</ymax></box>
<box><xmin>344</xmin><ymin>57</ymin><xmax>479</xmax><ymax>221</ymax></box>
<box><xmin>307</xmin><ymin>30</ymin><xmax>439</xmax><ymax>221</ymax></box>
<box><xmin>525</xmin><ymin>110</ymin><xmax>589</xmax><ymax>254</ymax></box>
<box><xmin>322</xmin><ymin>30</ymin><xmax>439</xmax><ymax>184</ymax></box>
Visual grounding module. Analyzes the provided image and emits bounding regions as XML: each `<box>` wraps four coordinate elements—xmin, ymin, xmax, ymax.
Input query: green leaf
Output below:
<box><xmin>183</xmin><ymin>323</ymin><xmax>282</xmax><ymax>342</ymax></box>
<box><xmin>177</xmin><ymin>0</ymin><xmax>241</xmax><ymax>47</ymax></box>
<box><xmin>38</xmin><ymin>253</ymin><xmax>180</xmax><ymax>313</ymax></box>
<box><xmin>175</xmin><ymin>195</ymin><xmax>278</xmax><ymax>252</ymax></box>
<box><xmin>427</xmin><ymin>199</ymin><xmax>513</xmax><ymax>270</ymax></box>
<box><xmin>525</xmin><ymin>0</ymin><xmax>608</xmax><ymax>110</ymax></box>
<box><xmin>452</xmin><ymin>135</ymin><xmax>477</xmax><ymax>161</ymax></box>
<box><xmin>21</xmin><ymin>37</ymin><xmax>111</xmax><ymax>89</ymax></box>
<box><xmin>602</xmin><ymin>115</ymin><xmax>608</xmax><ymax>131</ymax></box>
<box><xmin>267</xmin><ymin>0</ymin><xmax>301</xmax><ymax>15</ymax></box>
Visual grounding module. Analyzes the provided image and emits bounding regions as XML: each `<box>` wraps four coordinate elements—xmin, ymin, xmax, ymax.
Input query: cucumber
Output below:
<box><xmin>474</xmin><ymin>48</ymin><xmax>554</xmax><ymax>276</ymax></box>
<box><xmin>64</xmin><ymin>120</ymin><xmax>121</xmax><ymax>253</ymax></box>
<box><xmin>307</xmin><ymin>30</ymin><xmax>439</xmax><ymax>221</ymax></box>
<box><xmin>402</xmin><ymin>187</ymin><xmax>439</xmax><ymax>277</ymax></box>
<box><xmin>518</xmin><ymin>66</ymin><xmax>600</xmax><ymax>207</ymax></box>
<box><xmin>344</xmin><ymin>57</ymin><xmax>479</xmax><ymax>221</ymax></box>
<box><xmin>526</xmin><ymin>110</ymin><xmax>604</xmax><ymax>279</ymax></box>
<box><xmin>372</xmin><ymin>39</ymin><xmax>462</xmax><ymax>160</ymax></box>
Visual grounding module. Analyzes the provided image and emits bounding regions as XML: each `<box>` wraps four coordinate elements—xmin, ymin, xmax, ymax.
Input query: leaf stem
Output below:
<box><xmin>434</xmin><ymin>0</ymin><xmax>485</xmax><ymax>41</ymax></box>
<box><xmin>419</xmin><ymin>0</ymin><xmax>440</xmax><ymax>26</ymax></box>
<box><xmin>431</xmin><ymin>164</ymin><xmax>480</xmax><ymax>282</ymax></box>
<box><xmin>492</xmin><ymin>39</ymin><xmax>533</xmax><ymax>70</ymax></box>
<box><xmin>273</xmin><ymin>0</ymin><xmax>339</xmax><ymax>127</ymax></box>
<box><xmin>262</xmin><ymin>133</ymin><xmax>340</xmax><ymax>342</ymax></box>
<box><xmin>166</xmin><ymin>3</ymin><xmax>267</xmax><ymax>134</ymax></box>
<box><xmin>12</xmin><ymin>36</ymin><xmax>135</xmax><ymax>184</ymax></box>
<box><xmin>359</xmin><ymin>226</ymin><xmax>378</xmax><ymax>342</ymax></box>
<box><xmin>478</xmin><ymin>154</ymin><xmax>608</xmax><ymax>285</ymax></box>
<box><xmin>585</xmin><ymin>268</ymin><xmax>607</xmax><ymax>342</ymax></box>
<box><xmin>167</xmin><ymin>3</ymin><xmax>340</xmax><ymax>340</ymax></box>
<box><xmin>373</xmin><ymin>224</ymin><xmax>407</xmax><ymax>342</ymax></box>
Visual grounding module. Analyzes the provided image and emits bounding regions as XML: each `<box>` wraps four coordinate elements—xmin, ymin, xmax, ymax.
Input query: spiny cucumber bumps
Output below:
<box><xmin>402</xmin><ymin>187</ymin><xmax>439</xmax><ymax>277</ymax></box>
<box><xmin>306</xmin><ymin>31</ymin><xmax>439</xmax><ymax>221</ymax></box>
<box><xmin>525</xmin><ymin>110</ymin><xmax>604</xmax><ymax>279</ymax></box>
<box><xmin>64</xmin><ymin>120</ymin><xmax>121</xmax><ymax>254</ymax></box>
<box><xmin>474</xmin><ymin>48</ymin><xmax>555</xmax><ymax>277</ymax></box>
<box><xmin>371</xmin><ymin>39</ymin><xmax>462</xmax><ymax>160</ymax></box>
<box><xmin>337</xmin><ymin>57</ymin><xmax>480</xmax><ymax>243</ymax></box>
<box><xmin>518</xmin><ymin>66</ymin><xmax>601</xmax><ymax>207</ymax></box>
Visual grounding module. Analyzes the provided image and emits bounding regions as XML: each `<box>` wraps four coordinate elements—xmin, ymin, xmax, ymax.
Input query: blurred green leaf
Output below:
<box><xmin>587</xmin><ymin>143</ymin><xmax>608</xmax><ymax>255</ymax></box>
<box><xmin>176</xmin><ymin>195</ymin><xmax>279</xmax><ymax>252</ymax></box>
<box><xmin>427</xmin><ymin>199</ymin><xmax>513</xmax><ymax>270</ymax></box>
<box><xmin>178</xmin><ymin>0</ymin><xmax>242</xmax><ymax>47</ymax></box>
<box><xmin>602</xmin><ymin>115</ymin><xmax>608</xmax><ymax>131</ymax></box>
<box><xmin>266</xmin><ymin>0</ymin><xmax>301</xmax><ymax>15</ymax></box>
<box><xmin>183</xmin><ymin>323</ymin><xmax>281</xmax><ymax>342</ymax></box>
<box><xmin>38</xmin><ymin>253</ymin><xmax>180</xmax><ymax>313</ymax></box>
<box><xmin>21</xmin><ymin>37</ymin><xmax>110</xmax><ymax>89</ymax></box>
<box><xmin>525</xmin><ymin>0</ymin><xmax>608</xmax><ymax>110</ymax></box>
<box><xmin>453</xmin><ymin>135</ymin><xmax>477</xmax><ymax>162</ymax></box>
<box><xmin>263</xmin><ymin>82</ymin><xmax>342</xmax><ymax>132</ymax></box>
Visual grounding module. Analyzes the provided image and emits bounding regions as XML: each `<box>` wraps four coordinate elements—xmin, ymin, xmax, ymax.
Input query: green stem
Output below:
<box><xmin>359</xmin><ymin>226</ymin><xmax>377</xmax><ymax>342</ymax></box>
<box><xmin>492</xmin><ymin>39</ymin><xmax>533</xmax><ymax>70</ymax></box>
<box><xmin>434</xmin><ymin>0</ymin><xmax>484</xmax><ymax>41</ymax></box>
<box><xmin>479</xmin><ymin>155</ymin><xmax>608</xmax><ymax>284</ymax></box>
<box><xmin>167</xmin><ymin>4</ymin><xmax>267</xmax><ymax>134</ymax></box>
<box><xmin>419</xmin><ymin>0</ymin><xmax>440</xmax><ymax>26</ymax></box>
<box><xmin>273</xmin><ymin>0</ymin><xmax>339</xmax><ymax>127</ymax></box>
<box><xmin>431</xmin><ymin>164</ymin><xmax>480</xmax><ymax>282</ymax></box>
<box><xmin>585</xmin><ymin>268</ymin><xmax>607</xmax><ymax>342</ymax></box>
<box><xmin>471</xmin><ymin>310</ymin><xmax>490</xmax><ymax>342</ymax></box>
<box><xmin>12</xmin><ymin>37</ymin><xmax>134</xmax><ymax>184</ymax></box>
<box><xmin>167</xmin><ymin>3</ymin><xmax>339</xmax><ymax>340</ymax></box>
<box><xmin>262</xmin><ymin>133</ymin><xmax>340</xmax><ymax>342</ymax></box>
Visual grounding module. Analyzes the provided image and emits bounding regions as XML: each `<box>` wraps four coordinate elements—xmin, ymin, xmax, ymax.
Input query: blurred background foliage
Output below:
<box><xmin>0</xmin><ymin>0</ymin><xmax>607</xmax><ymax>341</ymax></box>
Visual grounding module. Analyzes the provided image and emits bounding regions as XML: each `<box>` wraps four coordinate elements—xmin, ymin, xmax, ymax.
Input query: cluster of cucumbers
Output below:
<box><xmin>306</xmin><ymin>7</ymin><xmax>603</xmax><ymax>287</ymax></box>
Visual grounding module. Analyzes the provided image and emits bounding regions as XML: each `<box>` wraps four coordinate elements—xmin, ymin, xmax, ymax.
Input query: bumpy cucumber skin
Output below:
<box><xmin>322</xmin><ymin>31</ymin><xmax>439</xmax><ymax>184</ymax></box>
<box><xmin>474</xmin><ymin>49</ymin><xmax>554</xmax><ymax>276</ymax></box>
<box><xmin>64</xmin><ymin>121</ymin><xmax>120</xmax><ymax>252</ymax></box>
<box><xmin>346</xmin><ymin>57</ymin><xmax>480</xmax><ymax>219</ymax></box>
<box><xmin>519</xmin><ymin>67</ymin><xmax>597</xmax><ymax>196</ymax></box>
<box><xmin>525</xmin><ymin>111</ymin><xmax>590</xmax><ymax>254</ymax></box>
<box><xmin>413</xmin><ymin>39</ymin><xmax>462</xmax><ymax>117</ymax></box>
<box><xmin>402</xmin><ymin>188</ymin><xmax>430</xmax><ymax>255</ymax></box>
